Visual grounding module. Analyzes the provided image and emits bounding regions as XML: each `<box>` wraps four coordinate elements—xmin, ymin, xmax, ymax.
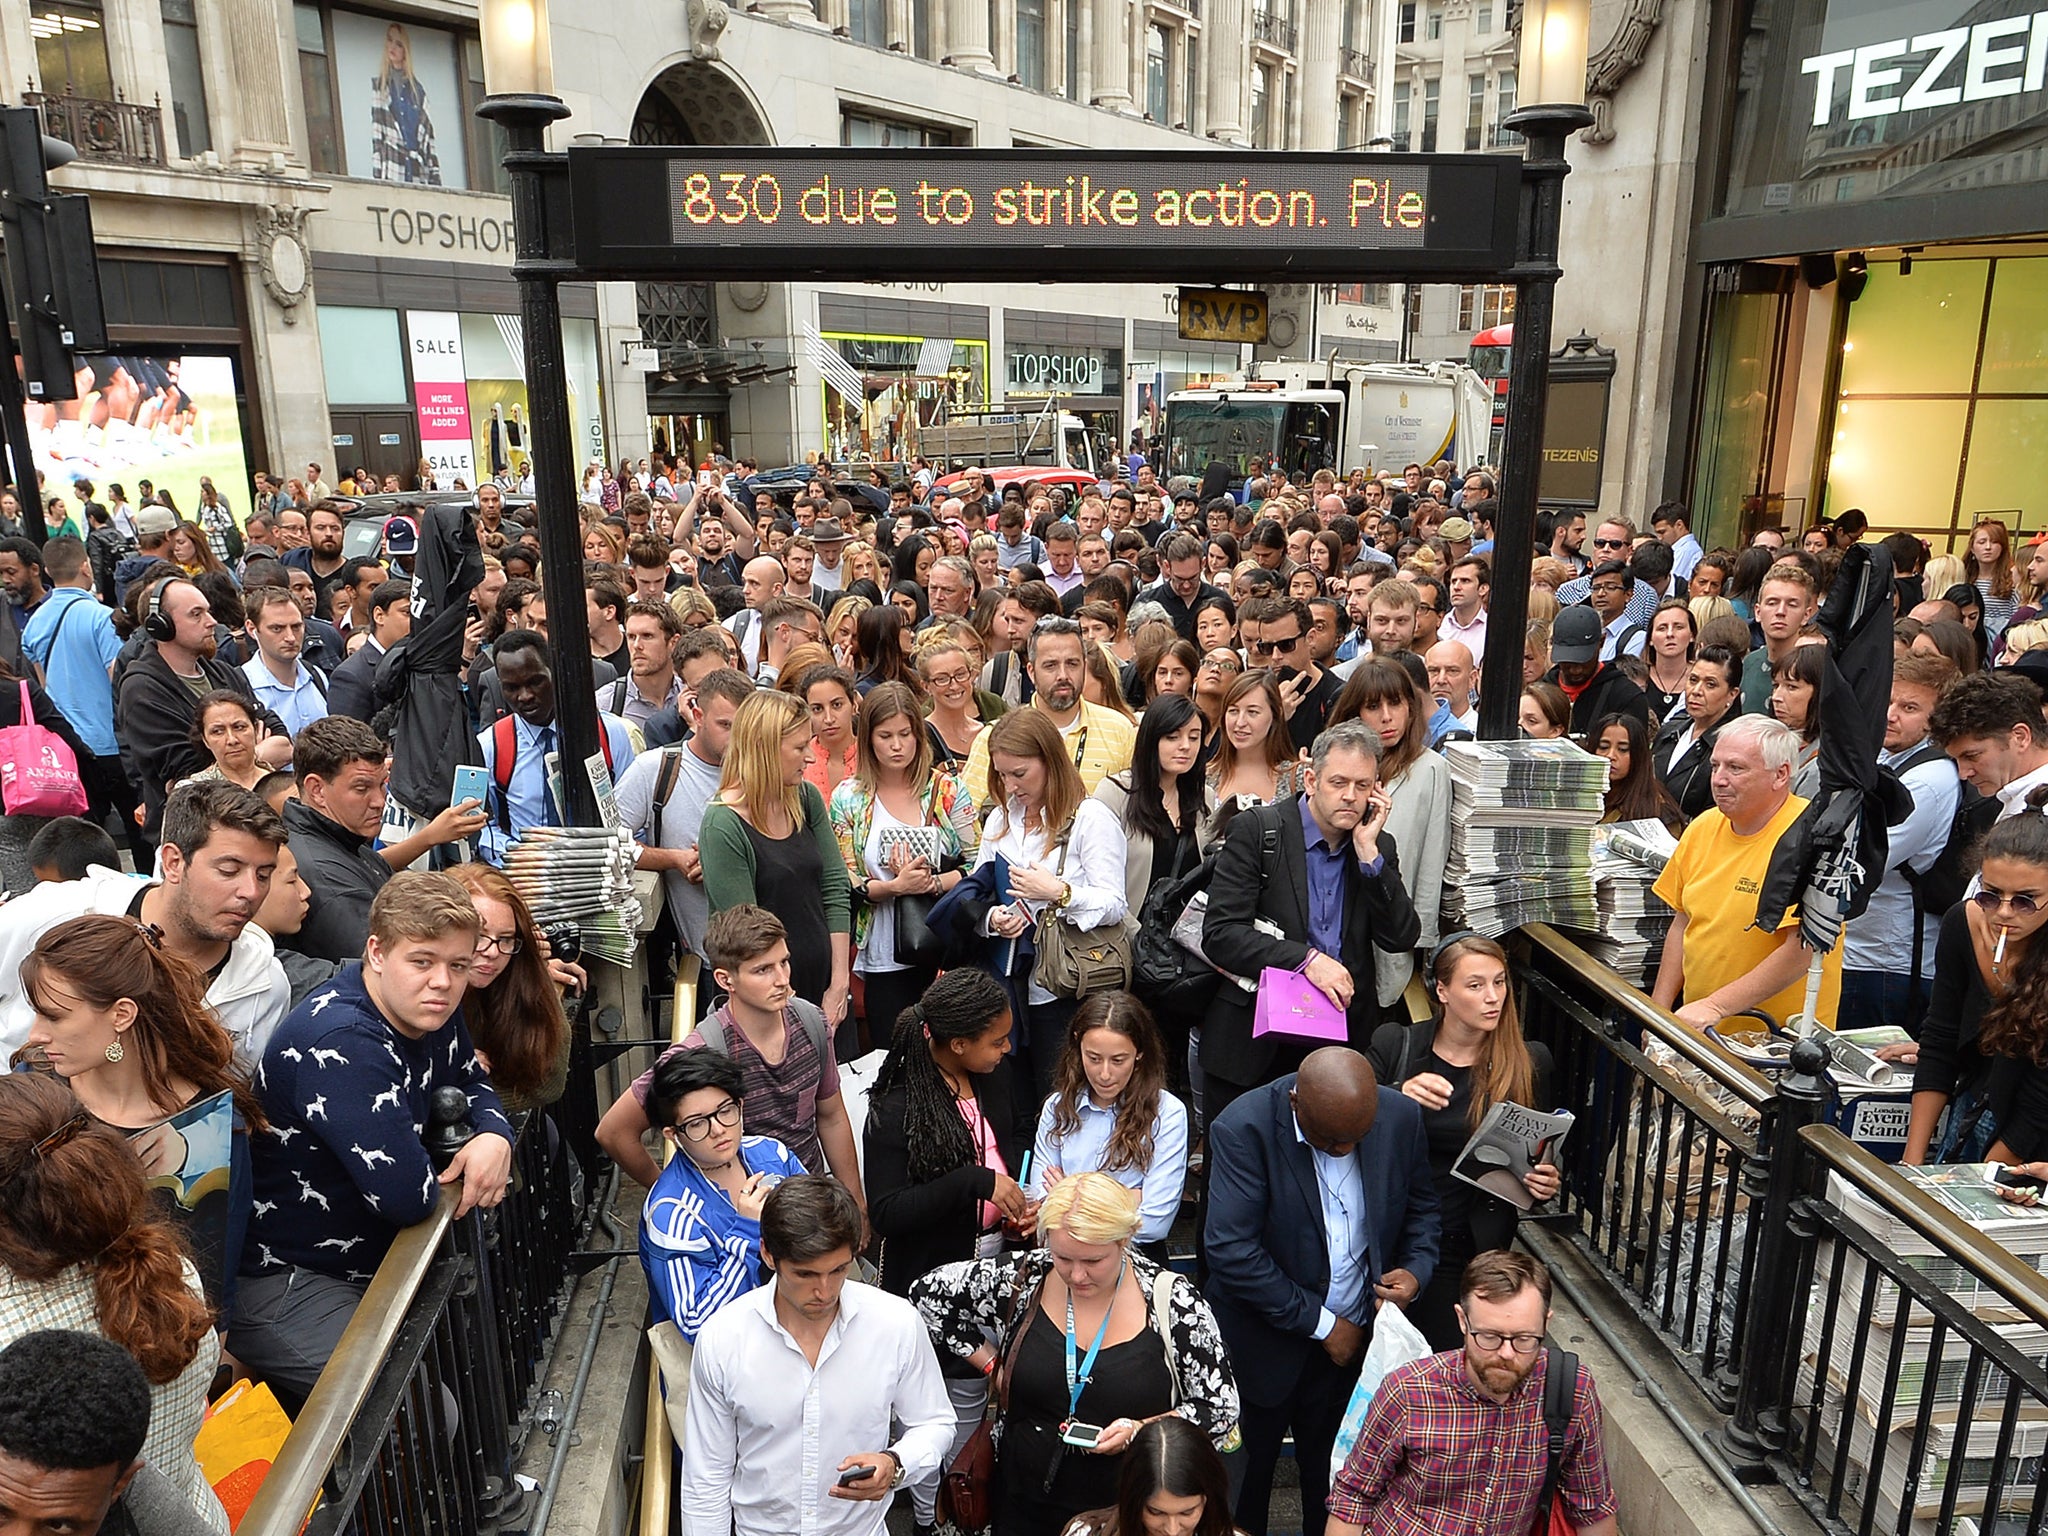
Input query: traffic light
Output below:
<box><xmin>0</xmin><ymin>105</ymin><xmax>106</xmax><ymax>400</ymax></box>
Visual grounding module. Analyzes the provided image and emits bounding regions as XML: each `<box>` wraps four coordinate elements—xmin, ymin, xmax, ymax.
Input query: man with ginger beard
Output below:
<box><xmin>116</xmin><ymin>576</ymin><xmax>291</xmax><ymax>837</ymax></box>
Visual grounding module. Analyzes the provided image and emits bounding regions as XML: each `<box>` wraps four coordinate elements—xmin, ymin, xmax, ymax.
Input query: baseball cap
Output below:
<box><xmin>1439</xmin><ymin>517</ymin><xmax>1474</xmax><ymax>543</ymax></box>
<box><xmin>1551</xmin><ymin>605</ymin><xmax>1602</xmax><ymax>665</ymax></box>
<box><xmin>136</xmin><ymin>508</ymin><xmax>176</xmax><ymax>540</ymax></box>
<box><xmin>382</xmin><ymin>516</ymin><xmax>419</xmax><ymax>556</ymax></box>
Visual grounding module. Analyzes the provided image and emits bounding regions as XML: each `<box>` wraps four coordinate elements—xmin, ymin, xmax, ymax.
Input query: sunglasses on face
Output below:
<box><xmin>1249</xmin><ymin>631</ymin><xmax>1304</xmax><ymax>656</ymax></box>
<box><xmin>1975</xmin><ymin>887</ymin><xmax>2044</xmax><ymax>917</ymax></box>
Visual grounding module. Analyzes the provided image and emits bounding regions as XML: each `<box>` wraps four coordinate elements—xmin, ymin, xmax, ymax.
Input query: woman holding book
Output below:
<box><xmin>829</xmin><ymin>681</ymin><xmax>980</xmax><ymax>1048</ymax></box>
<box><xmin>1365</xmin><ymin>933</ymin><xmax>1556</xmax><ymax>1349</ymax></box>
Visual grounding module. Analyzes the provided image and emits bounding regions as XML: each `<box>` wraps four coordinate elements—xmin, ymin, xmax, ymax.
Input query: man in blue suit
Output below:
<box><xmin>1205</xmin><ymin>1047</ymin><xmax>1440</xmax><ymax>1536</ymax></box>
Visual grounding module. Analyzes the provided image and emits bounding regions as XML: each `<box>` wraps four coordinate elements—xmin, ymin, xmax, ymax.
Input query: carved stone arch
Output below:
<box><xmin>1582</xmin><ymin>0</ymin><xmax>1665</xmax><ymax>143</ymax></box>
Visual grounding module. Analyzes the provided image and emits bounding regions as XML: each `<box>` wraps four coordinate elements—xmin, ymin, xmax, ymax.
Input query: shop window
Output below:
<box><xmin>160</xmin><ymin>0</ymin><xmax>211</xmax><ymax>156</ymax></box>
<box><xmin>296</xmin><ymin>3</ymin><xmax>342</xmax><ymax>174</ymax></box>
<box><xmin>31</xmin><ymin>1</ymin><xmax>113</xmax><ymax>99</ymax></box>
<box><xmin>1838</xmin><ymin>259</ymin><xmax>1985</xmax><ymax>397</ymax></box>
<box><xmin>294</xmin><ymin>6</ymin><xmax>499</xmax><ymax>190</ymax></box>
<box><xmin>317</xmin><ymin>305</ymin><xmax>409</xmax><ymax>405</ymax></box>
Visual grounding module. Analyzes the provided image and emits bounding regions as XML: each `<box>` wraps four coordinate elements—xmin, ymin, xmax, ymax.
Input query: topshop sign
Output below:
<box><xmin>1802</xmin><ymin>12</ymin><xmax>2048</xmax><ymax>125</ymax></box>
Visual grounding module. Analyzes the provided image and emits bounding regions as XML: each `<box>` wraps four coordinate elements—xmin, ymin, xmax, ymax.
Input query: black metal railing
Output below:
<box><xmin>1250</xmin><ymin>10</ymin><xmax>1298</xmax><ymax>50</ymax></box>
<box><xmin>238</xmin><ymin>1109</ymin><xmax>584</xmax><ymax>1536</ymax></box>
<box><xmin>1524</xmin><ymin>923</ymin><xmax>2048</xmax><ymax>1533</ymax></box>
<box><xmin>25</xmin><ymin>90</ymin><xmax>167</xmax><ymax>167</ymax></box>
<box><xmin>1340</xmin><ymin>46</ymin><xmax>1375</xmax><ymax>82</ymax></box>
<box><xmin>1519</xmin><ymin>925</ymin><xmax>1774</xmax><ymax>1401</ymax></box>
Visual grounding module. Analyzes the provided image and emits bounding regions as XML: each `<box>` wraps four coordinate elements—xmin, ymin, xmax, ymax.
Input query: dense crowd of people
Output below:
<box><xmin>13</xmin><ymin>442</ymin><xmax>2048</xmax><ymax>1536</ymax></box>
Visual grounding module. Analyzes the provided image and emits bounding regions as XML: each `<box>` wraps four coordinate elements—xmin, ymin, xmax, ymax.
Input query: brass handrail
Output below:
<box><xmin>1521</xmin><ymin>923</ymin><xmax>1777</xmax><ymax>1111</ymax></box>
<box><xmin>640</xmin><ymin>952</ymin><xmax>700</xmax><ymax>1536</ymax></box>
<box><xmin>235</xmin><ymin>1188</ymin><xmax>459</xmax><ymax>1536</ymax></box>
<box><xmin>1800</xmin><ymin>1125</ymin><xmax>2048</xmax><ymax>1332</ymax></box>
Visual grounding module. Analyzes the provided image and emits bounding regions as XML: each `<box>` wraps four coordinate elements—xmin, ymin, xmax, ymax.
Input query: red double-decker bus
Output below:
<box><xmin>1468</xmin><ymin>324</ymin><xmax>1512</xmax><ymax>436</ymax></box>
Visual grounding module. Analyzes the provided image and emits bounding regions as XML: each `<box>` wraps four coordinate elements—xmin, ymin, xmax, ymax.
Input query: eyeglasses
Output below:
<box><xmin>1200</xmin><ymin>654</ymin><xmax>1242</xmax><ymax>672</ymax></box>
<box><xmin>1248</xmin><ymin>631</ymin><xmax>1304</xmax><ymax>656</ymax></box>
<box><xmin>1973</xmin><ymin>887</ymin><xmax>2043</xmax><ymax>917</ymax></box>
<box><xmin>670</xmin><ymin>1099</ymin><xmax>742</xmax><ymax>1142</ymax></box>
<box><xmin>1464</xmin><ymin>1327</ymin><xmax>1545</xmax><ymax>1355</ymax></box>
<box><xmin>926</xmin><ymin>668</ymin><xmax>973</xmax><ymax>690</ymax></box>
<box><xmin>475</xmin><ymin>933</ymin><xmax>525</xmax><ymax>957</ymax></box>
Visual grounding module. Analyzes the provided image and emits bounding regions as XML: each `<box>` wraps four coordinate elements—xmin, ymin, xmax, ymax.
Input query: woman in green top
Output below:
<box><xmin>699</xmin><ymin>689</ymin><xmax>854</xmax><ymax>1048</ymax></box>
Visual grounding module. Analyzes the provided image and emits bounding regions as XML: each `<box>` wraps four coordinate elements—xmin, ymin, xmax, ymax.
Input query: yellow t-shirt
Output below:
<box><xmin>1651</xmin><ymin>793</ymin><xmax>1843</xmax><ymax>1028</ymax></box>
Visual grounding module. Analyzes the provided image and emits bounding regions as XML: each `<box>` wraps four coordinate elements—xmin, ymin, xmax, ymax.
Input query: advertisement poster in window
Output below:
<box><xmin>26</xmin><ymin>352</ymin><xmax>251</xmax><ymax>524</ymax></box>
<box><xmin>456</xmin><ymin>314</ymin><xmax>606</xmax><ymax>483</ymax></box>
<box><xmin>406</xmin><ymin>311</ymin><xmax>478</xmax><ymax>489</ymax></box>
<box><xmin>330</xmin><ymin>9</ymin><xmax>468</xmax><ymax>188</ymax></box>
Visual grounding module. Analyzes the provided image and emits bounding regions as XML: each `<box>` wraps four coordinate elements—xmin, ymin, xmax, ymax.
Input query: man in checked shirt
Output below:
<box><xmin>1326</xmin><ymin>1251</ymin><xmax>1619</xmax><ymax>1536</ymax></box>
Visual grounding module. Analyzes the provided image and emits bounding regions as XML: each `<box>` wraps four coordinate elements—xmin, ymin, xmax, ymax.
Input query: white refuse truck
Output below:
<box><xmin>1162</xmin><ymin>360</ymin><xmax>1492</xmax><ymax>489</ymax></box>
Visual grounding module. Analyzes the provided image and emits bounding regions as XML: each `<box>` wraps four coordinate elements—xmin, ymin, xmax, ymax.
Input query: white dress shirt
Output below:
<box><xmin>1027</xmin><ymin>1091</ymin><xmax>1190</xmax><ymax>1243</ymax></box>
<box><xmin>1294</xmin><ymin>1111</ymin><xmax>1370</xmax><ymax>1339</ymax></box>
<box><xmin>1997</xmin><ymin>759</ymin><xmax>2048</xmax><ymax>821</ymax></box>
<box><xmin>1670</xmin><ymin>532</ymin><xmax>1704</xmax><ymax>581</ymax></box>
<box><xmin>972</xmin><ymin>797</ymin><xmax>1129</xmax><ymax>1005</ymax></box>
<box><xmin>1845</xmin><ymin>744</ymin><xmax>1960</xmax><ymax>976</ymax></box>
<box><xmin>681</xmin><ymin>1281</ymin><xmax>954</xmax><ymax>1536</ymax></box>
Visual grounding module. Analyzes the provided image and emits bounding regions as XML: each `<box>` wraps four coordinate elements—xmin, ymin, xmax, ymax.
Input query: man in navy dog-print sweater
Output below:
<box><xmin>227</xmin><ymin>871</ymin><xmax>514</xmax><ymax>1410</ymax></box>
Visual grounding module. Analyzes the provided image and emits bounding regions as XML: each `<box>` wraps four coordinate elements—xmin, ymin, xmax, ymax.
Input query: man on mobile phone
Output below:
<box><xmin>682</xmin><ymin>1177</ymin><xmax>951</xmax><ymax>1536</ymax></box>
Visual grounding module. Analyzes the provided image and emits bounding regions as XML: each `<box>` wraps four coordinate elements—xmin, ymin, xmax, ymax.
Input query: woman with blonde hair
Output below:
<box><xmin>1367</xmin><ymin>933</ymin><xmax>1555</xmax><ymax>1348</ymax></box>
<box><xmin>911</xmin><ymin>1171</ymin><xmax>1238</xmax><ymax>1536</ymax></box>
<box><xmin>1522</xmin><ymin>620</ymin><xmax>1552</xmax><ymax>685</ymax></box>
<box><xmin>973</xmin><ymin>708</ymin><xmax>1128</xmax><ymax>1102</ymax></box>
<box><xmin>1923</xmin><ymin>552</ymin><xmax>1968</xmax><ymax>604</ymax></box>
<box><xmin>442</xmin><ymin>864</ymin><xmax>579</xmax><ymax>1114</ymax></box>
<box><xmin>1525</xmin><ymin>585</ymin><xmax>1559</xmax><ymax>626</ymax></box>
<box><xmin>583</xmin><ymin>520</ymin><xmax>625</xmax><ymax>565</ymax></box>
<box><xmin>1688</xmin><ymin>593</ymin><xmax>1736</xmax><ymax>632</ymax></box>
<box><xmin>826</xmin><ymin>593</ymin><xmax>872</xmax><ymax>667</ymax></box>
<box><xmin>0</xmin><ymin>1074</ymin><xmax>226</xmax><ymax>1530</ymax></box>
<box><xmin>843</xmin><ymin>540</ymin><xmax>882</xmax><ymax>589</ymax></box>
<box><xmin>970</xmin><ymin>532</ymin><xmax>1003</xmax><ymax>592</ymax></box>
<box><xmin>667</xmin><ymin>584</ymin><xmax>718</xmax><ymax>632</ymax></box>
<box><xmin>1085</xmin><ymin>642</ymin><xmax>1137</xmax><ymax>720</ymax></box>
<box><xmin>699</xmin><ymin>690</ymin><xmax>852</xmax><ymax>1037</ymax></box>
<box><xmin>831</xmin><ymin>681</ymin><xmax>980</xmax><ymax>1038</ymax></box>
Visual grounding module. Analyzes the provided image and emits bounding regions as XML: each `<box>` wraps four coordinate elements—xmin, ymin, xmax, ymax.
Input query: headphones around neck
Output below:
<box><xmin>142</xmin><ymin>577</ymin><xmax>180</xmax><ymax>644</ymax></box>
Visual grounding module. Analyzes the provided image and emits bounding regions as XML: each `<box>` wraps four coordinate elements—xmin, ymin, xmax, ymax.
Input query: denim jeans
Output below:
<box><xmin>1839</xmin><ymin>968</ymin><xmax>1927</xmax><ymax>1034</ymax></box>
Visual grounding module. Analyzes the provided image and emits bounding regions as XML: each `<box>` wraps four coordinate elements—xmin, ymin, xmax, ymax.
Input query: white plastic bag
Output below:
<box><xmin>1329</xmin><ymin>1304</ymin><xmax>1433</xmax><ymax>1481</ymax></box>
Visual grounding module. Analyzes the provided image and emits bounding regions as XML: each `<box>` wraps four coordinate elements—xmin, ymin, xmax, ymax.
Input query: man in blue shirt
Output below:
<box><xmin>21</xmin><ymin>537</ymin><xmax>137</xmax><ymax>857</ymax></box>
<box><xmin>476</xmin><ymin>628</ymin><xmax>637</xmax><ymax>864</ymax></box>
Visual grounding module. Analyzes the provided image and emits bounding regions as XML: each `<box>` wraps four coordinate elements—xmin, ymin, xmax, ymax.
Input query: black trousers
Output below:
<box><xmin>1235</xmin><ymin>1342</ymin><xmax>1363</xmax><ymax>1536</ymax></box>
<box><xmin>83</xmin><ymin>753</ymin><xmax>151</xmax><ymax>865</ymax></box>
<box><xmin>857</xmin><ymin>964</ymin><xmax>935</xmax><ymax>1060</ymax></box>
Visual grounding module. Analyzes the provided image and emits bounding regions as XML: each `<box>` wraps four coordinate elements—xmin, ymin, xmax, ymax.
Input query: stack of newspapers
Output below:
<box><xmin>1441</xmin><ymin>740</ymin><xmax>1607</xmax><ymax>937</ymax></box>
<box><xmin>500</xmin><ymin>825</ymin><xmax>645</xmax><ymax>966</ymax></box>
<box><xmin>1571</xmin><ymin>819</ymin><xmax>1677</xmax><ymax>985</ymax></box>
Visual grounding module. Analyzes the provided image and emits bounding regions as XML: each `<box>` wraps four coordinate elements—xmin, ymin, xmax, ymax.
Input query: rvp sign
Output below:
<box><xmin>1178</xmin><ymin>288</ymin><xmax>1269</xmax><ymax>345</ymax></box>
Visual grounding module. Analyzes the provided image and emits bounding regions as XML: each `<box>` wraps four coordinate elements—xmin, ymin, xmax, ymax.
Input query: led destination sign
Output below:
<box><xmin>568</xmin><ymin>148</ymin><xmax>1521</xmax><ymax>283</ymax></box>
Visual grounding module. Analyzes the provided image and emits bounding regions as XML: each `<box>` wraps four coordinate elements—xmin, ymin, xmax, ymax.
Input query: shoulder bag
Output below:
<box><xmin>941</xmin><ymin>1257</ymin><xmax>1041</xmax><ymax>1531</ymax></box>
<box><xmin>1032</xmin><ymin>820</ymin><xmax>1132</xmax><ymax>1000</ymax></box>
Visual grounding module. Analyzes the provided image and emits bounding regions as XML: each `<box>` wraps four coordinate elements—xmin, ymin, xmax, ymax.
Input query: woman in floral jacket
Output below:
<box><xmin>911</xmin><ymin>1174</ymin><xmax>1240</xmax><ymax>1536</ymax></box>
<box><xmin>829</xmin><ymin>681</ymin><xmax>979</xmax><ymax>1049</ymax></box>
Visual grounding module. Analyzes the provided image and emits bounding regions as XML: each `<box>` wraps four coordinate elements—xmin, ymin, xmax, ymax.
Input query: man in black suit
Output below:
<box><xmin>326</xmin><ymin>580</ymin><xmax>412</xmax><ymax>723</ymax></box>
<box><xmin>1205</xmin><ymin>1048</ymin><xmax>1440</xmax><ymax>1536</ymax></box>
<box><xmin>1199</xmin><ymin>720</ymin><xmax>1420</xmax><ymax>1123</ymax></box>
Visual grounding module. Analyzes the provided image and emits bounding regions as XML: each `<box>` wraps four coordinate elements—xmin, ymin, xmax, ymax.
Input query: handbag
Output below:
<box><xmin>894</xmin><ymin>892</ymin><xmax>945</xmax><ymax>965</ymax></box>
<box><xmin>1031</xmin><ymin>822</ymin><xmax>1132</xmax><ymax>1000</ymax></box>
<box><xmin>940</xmin><ymin>1259</ymin><xmax>1041</xmax><ymax>1530</ymax></box>
<box><xmin>1133</xmin><ymin>846</ymin><xmax>1224</xmax><ymax>1014</ymax></box>
<box><xmin>0</xmin><ymin>679</ymin><xmax>87</xmax><ymax>817</ymax></box>
<box><xmin>1252</xmin><ymin>965</ymin><xmax>1350</xmax><ymax>1042</ymax></box>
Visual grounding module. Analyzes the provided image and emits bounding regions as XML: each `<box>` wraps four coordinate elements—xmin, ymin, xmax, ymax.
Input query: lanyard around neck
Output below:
<box><xmin>1064</xmin><ymin>1259</ymin><xmax>1126</xmax><ymax>1419</ymax></box>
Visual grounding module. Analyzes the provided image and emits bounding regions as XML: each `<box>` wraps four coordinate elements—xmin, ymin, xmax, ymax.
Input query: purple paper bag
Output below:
<box><xmin>1253</xmin><ymin>966</ymin><xmax>1350</xmax><ymax>1042</ymax></box>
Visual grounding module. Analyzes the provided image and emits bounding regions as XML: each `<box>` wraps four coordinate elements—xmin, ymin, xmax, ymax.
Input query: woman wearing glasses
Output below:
<box><xmin>639</xmin><ymin>1047</ymin><xmax>805</xmax><ymax>1342</ymax></box>
<box><xmin>1904</xmin><ymin>806</ymin><xmax>2048</xmax><ymax>1165</ymax></box>
<box><xmin>444</xmin><ymin>866</ymin><xmax>581</xmax><ymax>1115</ymax></box>
<box><xmin>919</xmin><ymin>632</ymin><xmax>1006</xmax><ymax>772</ymax></box>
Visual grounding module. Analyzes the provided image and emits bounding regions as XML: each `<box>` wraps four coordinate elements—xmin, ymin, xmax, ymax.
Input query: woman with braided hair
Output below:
<box><xmin>865</xmin><ymin>965</ymin><xmax>1037</xmax><ymax>1535</ymax></box>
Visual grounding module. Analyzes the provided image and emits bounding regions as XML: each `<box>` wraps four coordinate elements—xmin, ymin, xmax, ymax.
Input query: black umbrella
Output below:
<box><xmin>1752</xmin><ymin>542</ymin><xmax>1912</xmax><ymax>1031</ymax></box>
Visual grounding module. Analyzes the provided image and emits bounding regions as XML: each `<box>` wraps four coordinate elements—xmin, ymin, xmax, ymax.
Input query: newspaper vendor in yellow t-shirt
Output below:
<box><xmin>1650</xmin><ymin>715</ymin><xmax>1844</xmax><ymax>1030</ymax></box>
